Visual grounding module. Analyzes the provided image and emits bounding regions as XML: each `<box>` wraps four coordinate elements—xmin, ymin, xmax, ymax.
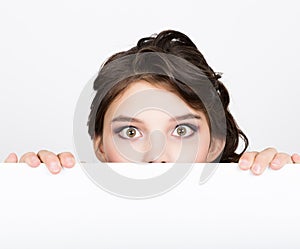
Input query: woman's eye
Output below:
<box><xmin>118</xmin><ymin>126</ymin><xmax>142</xmax><ymax>139</ymax></box>
<box><xmin>172</xmin><ymin>124</ymin><xmax>197</xmax><ymax>138</ymax></box>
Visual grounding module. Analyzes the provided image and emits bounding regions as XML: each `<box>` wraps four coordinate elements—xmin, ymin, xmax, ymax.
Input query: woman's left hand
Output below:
<box><xmin>238</xmin><ymin>147</ymin><xmax>300</xmax><ymax>175</ymax></box>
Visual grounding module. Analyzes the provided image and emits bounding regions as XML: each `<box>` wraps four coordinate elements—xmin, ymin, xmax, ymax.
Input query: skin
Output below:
<box><xmin>4</xmin><ymin>151</ymin><xmax>75</xmax><ymax>174</ymax></box>
<box><xmin>4</xmin><ymin>81</ymin><xmax>300</xmax><ymax>174</ymax></box>
<box><xmin>93</xmin><ymin>81</ymin><xmax>224</xmax><ymax>163</ymax></box>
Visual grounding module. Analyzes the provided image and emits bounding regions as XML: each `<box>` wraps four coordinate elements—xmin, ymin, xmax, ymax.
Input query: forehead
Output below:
<box><xmin>106</xmin><ymin>80</ymin><xmax>199</xmax><ymax>118</ymax></box>
<box><xmin>118</xmin><ymin>80</ymin><xmax>170</xmax><ymax>97</ymax></box>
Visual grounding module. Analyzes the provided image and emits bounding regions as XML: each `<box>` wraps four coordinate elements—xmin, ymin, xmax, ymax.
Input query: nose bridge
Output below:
<box><xmin>144</xmin><ymin>130</ymin><xmax>168</xmax><ymax>163</ymax></box>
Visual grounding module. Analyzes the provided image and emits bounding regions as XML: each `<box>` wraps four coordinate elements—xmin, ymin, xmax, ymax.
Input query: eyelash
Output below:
<box><xmin>113</xmin><ymin>123</ymin><xmax>199</xmax><ymax>139</ymax></box>
<box><xmin>113</xmin><ymin>126</ymin><xmax>142</xmax><ymax>140</ymax></box>
<box><xmin>173</xmin><ymin>123</ymin><xmax>198</xmax><ymax>138</ymax></box>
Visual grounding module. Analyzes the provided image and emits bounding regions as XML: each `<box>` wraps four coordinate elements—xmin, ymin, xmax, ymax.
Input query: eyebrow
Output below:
<box><xmin>170</xmin><ymin>113</ymin><xmax>201</xmax><ymax>121</ymax></box>
<box><xmin>111</xmin><ymin>113</ymin><xmax>201</xmax><ymax>123</ymax></box>
<box><xmin>112</xmin><ymin>116</ymin><xmax>144</xmax><ymax>123</ymax></box>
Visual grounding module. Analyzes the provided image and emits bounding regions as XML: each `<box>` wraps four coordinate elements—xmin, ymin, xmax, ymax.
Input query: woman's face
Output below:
<box><xmin>94</xmin><ymin>80</ymin><xmax>223</xmax><ymax>163</ymax></box>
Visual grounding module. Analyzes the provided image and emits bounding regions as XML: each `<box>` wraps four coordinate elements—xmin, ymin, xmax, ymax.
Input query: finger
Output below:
<box><xmin>19</xmin><ymin>152</ymin><xmax>41</xmax><ymax>167</ymax></box>
<box><xmin>37</xmin><ymin>150</ymin><xmax>62</xmax><ymax>174</ymax></box>
<box><xmin>292</xmin><ymin>153</ymin><xmax>300</xmax><ymax>164</ymax></box>
<box><xmin>57</xmin><ymin>152</ymin><xmax>76</xmax><ymax>168</ymax></box>
<box><xmin>270</xmin><ymin>152</ymin><xmax>293</xmax><ymax>170</ymax></box>
<box><xmin>4</xmin><ymin>153</ymin><xmax>18</xmax><ymax>163</ymax></box>
<box><xmin>238</xmin><ymin>151</ymin><xmax>258</xmax><ymax>170</ymax></box>
<box><xmin>251</xmin><ymin>147</ymin><xmax>277</xmax><ymax>175</ymax></box>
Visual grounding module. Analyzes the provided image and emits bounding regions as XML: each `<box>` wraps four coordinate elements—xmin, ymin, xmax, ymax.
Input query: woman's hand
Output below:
<box><xmin>5</xmin><ymin>148</ymin><xmax>299</xmax><ymax>175</ymax></box>
<box><xmin>238</xmin><ymin>147</ymin><xmax>300</xmax><ymax>175</ymax></box>
<box><xmin>4</xmin><ymin>150</ymin><xmax>75</xmax><ymax>174</ymax></box>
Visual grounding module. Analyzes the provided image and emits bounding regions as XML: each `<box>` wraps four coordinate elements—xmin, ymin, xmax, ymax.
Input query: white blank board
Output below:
<box><xmin>0</xmin><ymin>163</ymin><xmax>299</xmax><ymax>249</ymax></box>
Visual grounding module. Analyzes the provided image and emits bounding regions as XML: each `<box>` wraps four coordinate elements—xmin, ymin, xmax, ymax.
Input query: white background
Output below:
<box><xmin>0</xmin><ymin>0</ymin><xmax>300</xmax><ymax>158</ymax></box>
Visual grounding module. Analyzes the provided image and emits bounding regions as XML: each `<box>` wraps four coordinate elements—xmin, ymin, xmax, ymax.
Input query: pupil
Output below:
<box><xmin>177</xmin><ymin>126</ymin><xmax>186</xmax><ymax>136</ymax></box>
<box><xmin>127</xmin><ymin>128</ymin><xmax>136</xmax><ymax>137</ymax></box>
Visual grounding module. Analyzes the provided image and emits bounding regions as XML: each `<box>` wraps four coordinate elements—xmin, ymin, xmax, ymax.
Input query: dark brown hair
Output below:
<box><xmin>88</xmin><ymin>30</ymin><xmax>249</xmax><ymax>163</ymax></box>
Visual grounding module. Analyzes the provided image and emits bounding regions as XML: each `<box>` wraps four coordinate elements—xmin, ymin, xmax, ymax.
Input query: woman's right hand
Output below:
<box><xmin>4</xmin><ymin>150</ymin><xmax>75</xmax><ymax>174</ymax></box>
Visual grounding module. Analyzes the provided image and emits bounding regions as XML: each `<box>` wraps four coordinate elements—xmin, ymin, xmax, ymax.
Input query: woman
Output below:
<box><xmin>5</xmin><ymin>30</ymin><xmax>300</xmax><ymax>174</ymax></box>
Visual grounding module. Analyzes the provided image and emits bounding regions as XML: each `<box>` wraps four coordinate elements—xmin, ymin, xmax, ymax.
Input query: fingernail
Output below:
<box><xmin>294</xmin><ymin>154</ymin><xmax>300</xmax><ymax>160</ymax></box>
<box><xmin>65</xmin><ymin>158</ymin><xmax>75</xmax><ymax>167</ymax></box>
<box><xmin>8</xmin><ymin>153</ymin><xmax>15</xmax><ymax>159</ymax></box>
<box><xmin>253</xmin><ymin>164</ymin><xmax>261</xmax><ymax>174</ymax></box>
<box><xmin>271</xmin><ymin>159</ymin><xmax>281</xmax><ymax>167</ymax></box>
<box><xmin>49</xmin><ymin>163</ymin><xmax>60</xmax><ymax>173</ymax></box>
<box><xmin>239</xmin><ymin>159</ymin><xmax>250</xmax><ymax>168</ymax></box>
<box><xmin>31</xmin><ymin>156</ymin><xmax>40</xmax><ymax>165</ymax></box>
